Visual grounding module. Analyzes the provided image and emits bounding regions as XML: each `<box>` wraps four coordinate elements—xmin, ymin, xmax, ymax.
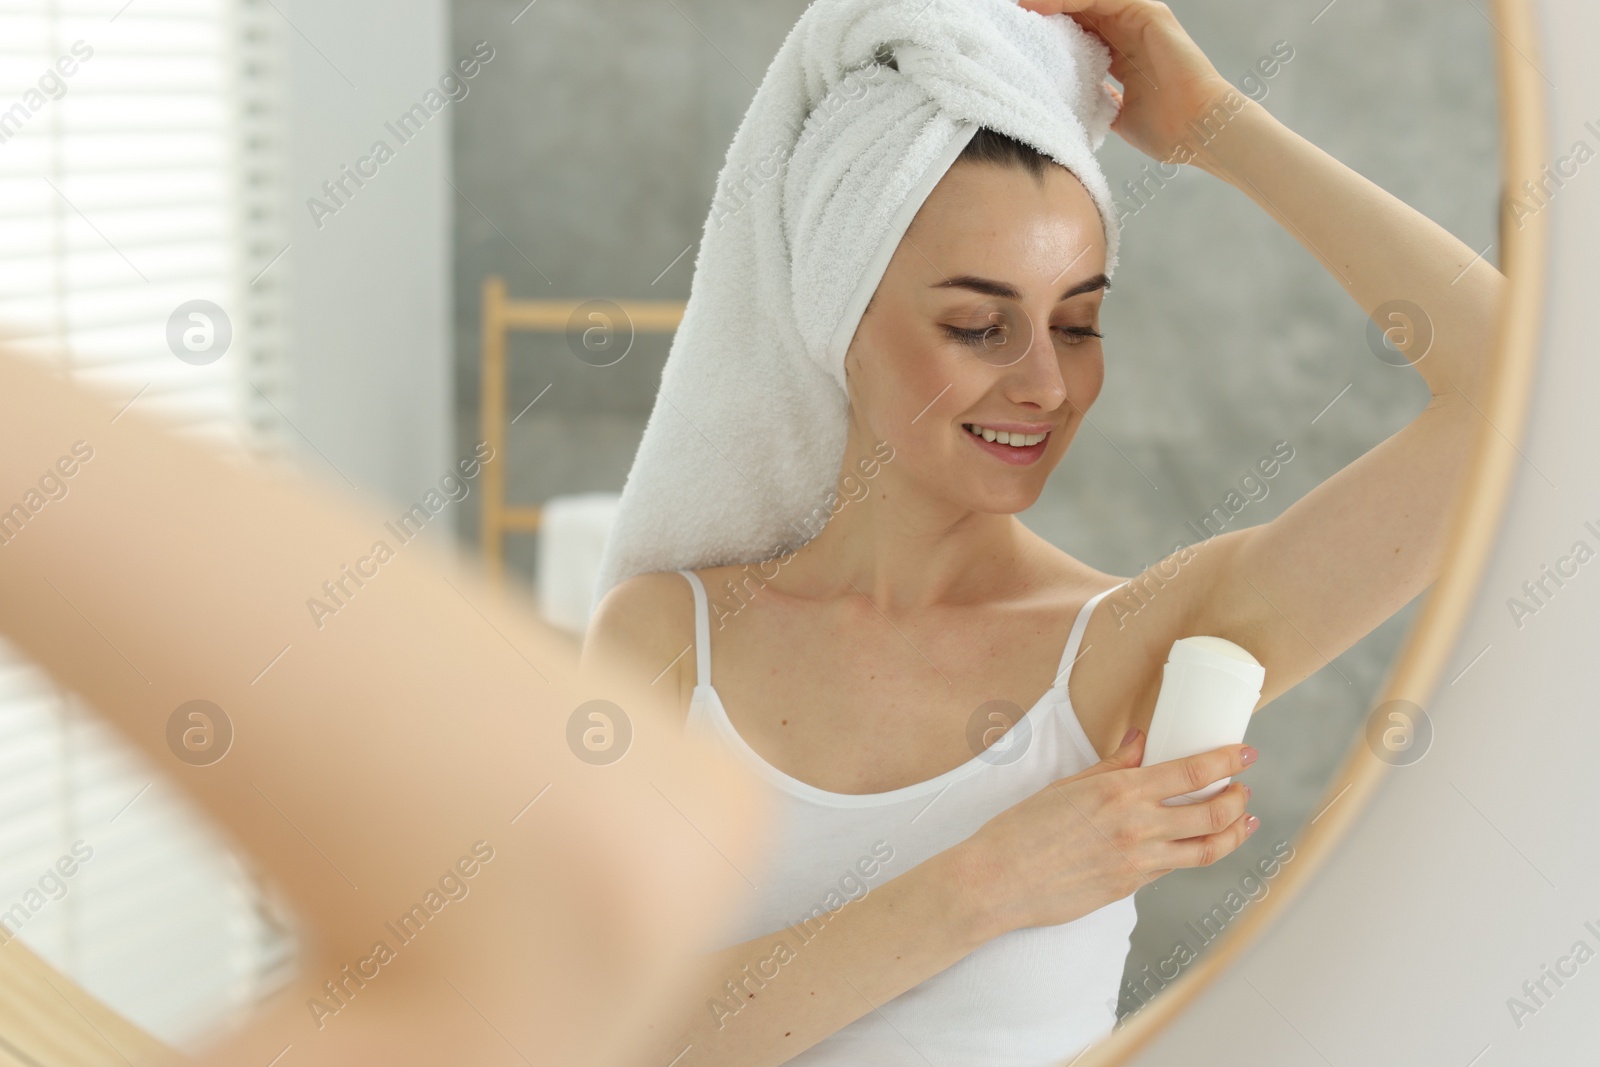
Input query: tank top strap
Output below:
<box><xmin>676</xmin><ymin>569</ymin><xmax>712</xmax><ymax>688</ymax></box>
<box><xmin>1053</xmin><ymin>579</ymin><xmax>1130</xmax><ymax>687</ymax></box>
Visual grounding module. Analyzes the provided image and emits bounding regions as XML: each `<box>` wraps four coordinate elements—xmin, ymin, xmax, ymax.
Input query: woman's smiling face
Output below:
<box><xmin>843</xmin><ymin>157</ymin><xmax>1109</xmax><ymax>515</ymax></box>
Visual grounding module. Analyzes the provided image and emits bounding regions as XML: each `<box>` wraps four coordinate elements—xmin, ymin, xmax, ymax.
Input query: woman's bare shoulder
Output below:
<box><xmin>1021</xmin><ymin>531</ymin><xmax>1124</xmax><ymax>599</ymax></box>
<box><xmin>581</xmin><ymin>569</ymin><xmax>700</xmax><ymax>717</ymax></box>
<box><xmin>1025</xmin><ymin>533</ymin><xmax>1200</xmax><ymax>756</ymax></box>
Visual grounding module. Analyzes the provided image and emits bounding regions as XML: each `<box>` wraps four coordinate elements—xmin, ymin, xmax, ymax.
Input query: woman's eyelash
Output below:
<box><xmin>941</xmin><ymin>325</ymin><xmax>992</xmax><ymax>345</ymax></box>
<box><xmin>940</xmin><ymin>324</ymin><xmax>1103</xmax><ymax>345</ymax></box>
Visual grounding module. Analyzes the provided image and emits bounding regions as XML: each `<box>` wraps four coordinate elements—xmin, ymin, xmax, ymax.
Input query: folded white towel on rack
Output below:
<box><xmin>593</xmin><ymin>0</ymin><xmax>1120</xmax><ymax>608</ymax></box>
<box><xmin>537</xmin><ymin>491</ymin><xmax>622</xmax><ymax>635</ymax></box>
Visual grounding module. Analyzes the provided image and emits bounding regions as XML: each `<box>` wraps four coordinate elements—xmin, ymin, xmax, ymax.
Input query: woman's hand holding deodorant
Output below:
<box><xmin>951</xmin><ymin>730</ymin><xmax>1259</xmax><ymax>940</ymax></box>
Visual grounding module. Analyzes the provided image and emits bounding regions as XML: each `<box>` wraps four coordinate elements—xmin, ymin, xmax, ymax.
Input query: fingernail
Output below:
<box><xmin>1243</xmin><ymin>784</ymin><xmax>1252</xmax><ymax>800</ymax></box>
<box><xmin>1240</xmin><ymin>745</ymin><xmax>1258</xmax><ymax>766</ymax></box>
<box><xmin>1245</xmin><ymin>814</ymin><xmax>1260</xmax><ymax>834</ymax></box>
<box><xmin>1120</xmin><ymin>727</ymin><xmax>1139</xmax><ymax>746</ymax></box>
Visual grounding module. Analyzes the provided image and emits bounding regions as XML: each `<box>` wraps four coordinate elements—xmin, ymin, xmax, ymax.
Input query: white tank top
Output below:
<box><xmin>677</xmin><ymin>569</ymin><xmax>1138</xmax><ymax>1066</ymax></box>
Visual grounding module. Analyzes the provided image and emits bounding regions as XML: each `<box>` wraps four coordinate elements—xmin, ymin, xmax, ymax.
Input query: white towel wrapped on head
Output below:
<box><xmin>593</xmin><ymin>0</ymin><xmax>1120</xmax><ymax>608</ymax></box>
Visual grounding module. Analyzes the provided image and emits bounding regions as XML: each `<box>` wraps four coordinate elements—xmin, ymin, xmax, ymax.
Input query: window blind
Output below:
<box><xmin>0</xmin><ymin>0</ymin><xmax>296</xmax><ymax>1049</ymax></box>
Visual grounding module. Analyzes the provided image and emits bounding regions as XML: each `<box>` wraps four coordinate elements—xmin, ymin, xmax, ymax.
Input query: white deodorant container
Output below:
<box><xmin>1141</xmin><ymin>636</ymin><xmax>1266</xmax><ymax>806</ymax></box>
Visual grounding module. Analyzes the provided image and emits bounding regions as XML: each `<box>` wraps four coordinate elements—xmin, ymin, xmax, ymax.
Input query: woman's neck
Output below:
<box><xmin>775</xmin><ymin>448</ymin><xmax>1045</xmax><ymax>614</ymax></box>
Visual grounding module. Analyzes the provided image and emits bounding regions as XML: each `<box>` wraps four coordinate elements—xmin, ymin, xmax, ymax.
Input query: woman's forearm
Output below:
<box><xmin>1190</xmin><ymin>93</ymin><xmax>1505</xmax><ymax>405</ymax></box>
<box><xmin>647</xmin><ymin>843</ymin><xmax>998</xmax><ymax>1067</ymax></box>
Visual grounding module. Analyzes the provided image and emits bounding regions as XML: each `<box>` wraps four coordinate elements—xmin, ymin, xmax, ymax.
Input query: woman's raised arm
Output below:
<box><xmin>1023</xmin><ymin>0</ymin><xmax>1503</xmax><ymax>704</ymax></box>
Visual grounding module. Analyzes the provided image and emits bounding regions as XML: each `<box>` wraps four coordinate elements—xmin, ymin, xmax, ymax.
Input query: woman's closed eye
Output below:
<box><xmin>940</xmin><ymin>323</ymin><xmax>1103</xmax><ymax>346</ymax></box>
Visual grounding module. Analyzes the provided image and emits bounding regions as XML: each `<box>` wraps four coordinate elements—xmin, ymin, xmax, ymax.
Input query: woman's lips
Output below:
<box><xmin>962</xmin><ymin>424</ymin><xmax>1050</xmax><ymax>466</ymax></box>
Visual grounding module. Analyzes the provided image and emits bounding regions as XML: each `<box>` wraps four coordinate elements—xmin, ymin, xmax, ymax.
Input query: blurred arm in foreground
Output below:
<box><xmin>0</xmin><ymin>350</ymin><xmax>768</xmax><ymax>1067</ymax></box>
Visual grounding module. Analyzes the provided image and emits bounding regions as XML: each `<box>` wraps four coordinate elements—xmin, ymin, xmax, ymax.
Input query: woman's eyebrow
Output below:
<box><xmin>931</xmin><ymin>272</ymin><xmax>1111</xmax><ymax>301</ymax></box>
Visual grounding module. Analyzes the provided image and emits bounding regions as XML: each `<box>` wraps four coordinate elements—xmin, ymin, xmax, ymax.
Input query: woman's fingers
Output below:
<box><xmin>1138</xmin><ymin>743</ymin><xmax>1257</xmax><ymax>803</ymax></box>
<box><xmin>1017</xmin><ymin>0</ymin><xmax>1235</xmax><ymax>166</ymax></box>
<box><xmin>1158</xmin><ymin>805</ymin><xmax>1261</xmax><ymax>873</ymax></box>
<box><xmin>1070</xmin><ymin>724</ymin><xmax>1148</xmax><ymax>779</ymax></box>
<box><xmin>1161</xmin><ymin>780</ymin><xmax>1251</xmax><ymax>841</ymax></box>
<box><xmin>1016</xmin><ymin>0</ymin><xmax>1174</xmax><ymax>39</ymax></box>
<box><xmin>1020</xmin><ymin>0</ymin><xmax>1181</xmax><ymax>24</ymax></box>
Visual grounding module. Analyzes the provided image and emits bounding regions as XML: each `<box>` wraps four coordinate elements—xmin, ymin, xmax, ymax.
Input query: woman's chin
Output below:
<box><xmin>950</xmin><ymin>481</ymin><xmax>1047</xmax><ymax>516</ymax></box>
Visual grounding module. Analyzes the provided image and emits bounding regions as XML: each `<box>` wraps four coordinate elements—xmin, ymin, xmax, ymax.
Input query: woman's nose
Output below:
<box><xmin>1004</xmin><ymin>311</ymin><xmax>1069</xmax><ymax>406</ymax></box>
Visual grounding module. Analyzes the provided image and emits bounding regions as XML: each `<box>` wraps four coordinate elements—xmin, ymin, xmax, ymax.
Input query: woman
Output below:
<box><xmin>583</xmin><ymin>1</ymin><xmax>1499</xmax><ymax>1063</ymax></box>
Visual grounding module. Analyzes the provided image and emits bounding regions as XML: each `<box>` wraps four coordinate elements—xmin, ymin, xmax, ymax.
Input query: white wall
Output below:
<box><xmin>279</xmin><ymin>0</ymin><xmax>453</xmax><ymax>508</ymax></box>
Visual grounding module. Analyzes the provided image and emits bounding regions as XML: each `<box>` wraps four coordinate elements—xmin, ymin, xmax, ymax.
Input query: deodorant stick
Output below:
<box><xmin>1141</xmin><ymin>636</ymin><xmax>1266</xmax><ymax>806</ymax></box>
